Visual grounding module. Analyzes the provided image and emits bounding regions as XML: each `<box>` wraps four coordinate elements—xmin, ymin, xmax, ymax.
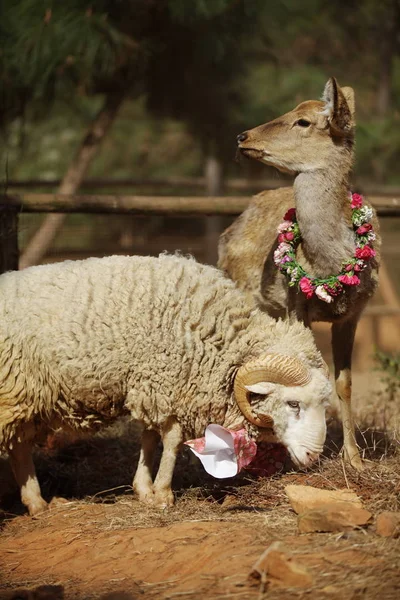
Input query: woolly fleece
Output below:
<box><xmin>0</xmin><ymin>254</ymin><xmax>327</xmax><ymax>449</ymax></box>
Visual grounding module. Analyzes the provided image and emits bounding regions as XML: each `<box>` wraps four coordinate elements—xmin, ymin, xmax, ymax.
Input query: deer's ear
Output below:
<box><xmin>322</xmin><ymin>77</ymin><xmax>354</xmax><ymax>136</ymax></box>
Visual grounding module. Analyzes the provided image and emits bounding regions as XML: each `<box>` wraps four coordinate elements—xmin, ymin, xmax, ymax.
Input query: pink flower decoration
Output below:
<box><xmin>284</xmin><ymin>208</ymin><xmax>296</xmax><ymax>221</ymax></box>
<box><xmin>299</xmin><ymin>276</ymin><xmax>315</xmax><ymax>298</ymax></box>
<box><xmin>355</xmin><ymin>245</ymin><xmax>376</xmax><ymax>259</ymax></box>
<box><xmin>351</xmin><ymin>193</ymin><xmax>363</xmax><ymax>209</ymax></box>
<box><xmin>277</xmin><ymin>220</ymin><xmax>293</xmax><ymax>233</ymax></box>
<box><xmin>338</xmin><ymin>274</ymin><xmax>361</xmax><ymax>286</ymax></box>
<box><xmin>357</xmin><ymin>223</ymin><xmax>372</xmax><ymax>235</ymax></box>
<box><xmin>278</xmin><ymin>231</ymin><xmax>295</xmax><ymax>243</ymax></box>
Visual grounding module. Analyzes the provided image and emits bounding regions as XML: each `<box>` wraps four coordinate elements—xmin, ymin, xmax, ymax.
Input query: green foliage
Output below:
<box><xmin>1</xmin><ymin>0</ymin><xmax>400</xmax><ymax>181</ymax></box>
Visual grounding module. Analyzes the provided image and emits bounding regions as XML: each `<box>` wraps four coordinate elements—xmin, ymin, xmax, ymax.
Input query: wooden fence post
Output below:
<box><xmin>0</xmin><ymin>204</ymin><xmax>19</xmax><ymax>273</ymax></box>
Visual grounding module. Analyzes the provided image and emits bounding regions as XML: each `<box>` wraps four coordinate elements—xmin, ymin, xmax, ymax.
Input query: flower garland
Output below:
<box><xmin>273</xmin><ymin>193</ymin><xmax>376</xmax><ymax>304</ymax></box>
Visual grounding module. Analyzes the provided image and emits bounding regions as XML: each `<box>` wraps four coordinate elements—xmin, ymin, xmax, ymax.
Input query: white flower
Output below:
<box><xmin>367</xmin><ymin>231</ymin><xmax>376</xmax><ymax>242</ymax></box>
<box><xmin>273</xmin><ymin>243</ymin><xmax>291</xmax><ymax>264</ymax></box>
<box><xmin>315</xmin><ymin>285</ymin><xmax>333</xmax><ymax>304</ymax></box>
<box><xmin>353</xmin><ymin>206</ymin><xmax>373</xmax><ymax>226</ymax></box>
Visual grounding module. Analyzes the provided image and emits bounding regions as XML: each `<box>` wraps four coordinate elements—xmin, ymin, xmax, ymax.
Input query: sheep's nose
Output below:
<box><xmin>305</xmin><ymin>451</ymin><xmax>320</xmax><ymax>464</ymax></box>
<box><xmin>237</xmin><ymin>132</ymin><xmax>248</xmax><ymax>144</ymax></box>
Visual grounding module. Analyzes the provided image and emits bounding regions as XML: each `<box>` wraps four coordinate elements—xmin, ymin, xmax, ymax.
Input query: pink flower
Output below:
<box><xmin>284</xmin><ymin>208</ymin><xmax>296</xmax><ymax>221</ymax></box>
<box><xmin>355</xmin><ymin>246</ymin><xmax>376</xmax><ymax>259</ymax></box>
<box><xmin>278</xmin><ymin>232</ymin><xmax>294</xmax><ymax>243</ymax></box>
<box><xmin>299</xmin><ymin>277</ymin><xmax>315</xmax><ymax>299</ymax></box>
<box><xmin>345</xmin><ymin>264</ymin><xmax>354</xmax><ymax>272</ymax></box>
<box><xmin>351</xmin><ymin>193</ymin><xmax>363</xmax><ymax>209</ymax></box>
<box><xmin>277</xmin><ymin>220</ymin><xmax>293</xmax><ymax>233</ymax></box>
<box><xmin>280</xmin><ymin>255</ymin><xmax>292</xmax><ymax>264</ymax></box>
<box><xmin>357</xmin><ymin>223</ymin><xmax>372</xmax><ymax>235</ymax></box>
<box><xmin>338</xmin><ymin>274</ymin><xmax>361</xmax><ymax>286</ymax></box>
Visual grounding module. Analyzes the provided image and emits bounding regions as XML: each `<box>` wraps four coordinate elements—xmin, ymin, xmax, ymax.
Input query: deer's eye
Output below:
<box><xmin>296</xmin><ymin>119</ymin><xmax>311</xmax><ymax>128</ymax></box>
<box><xmin>287</xmin><ymin>401</ymin><xmax>300</xmax><ymax>409</ymax></box>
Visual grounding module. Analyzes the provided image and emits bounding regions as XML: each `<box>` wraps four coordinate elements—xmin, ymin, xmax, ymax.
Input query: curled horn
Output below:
<box><xmin>234</xmin><ymin>353</ymin><xmax>312</xmax><ymax>428</ymax></box>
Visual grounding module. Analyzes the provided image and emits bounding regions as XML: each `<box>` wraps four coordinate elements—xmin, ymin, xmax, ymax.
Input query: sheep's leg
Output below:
<box><xmin>9</xmin><ymin>438</ymin><xmax>48</xmax><ymax>516</ymax></box>
<box><xmin>332</xmin><ymin>320</ymin><xmax>363</xmax><ymax>471</ymax></box>
<box><xmin>152</xmin><ymin>419</ymin><xmax>183</xmax><ymax>508</ymax></box>
<box><xmin>132</xmin><ymin>429</ymin><xmax>160</xmax><ymax>503</ymax></box>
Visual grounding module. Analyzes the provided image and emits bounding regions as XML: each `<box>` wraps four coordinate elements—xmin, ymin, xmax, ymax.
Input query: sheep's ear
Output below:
<box><xmin>322</xmin><ymin>77</ymin><xmax>355</xmax><ymax>135</ymax></box>
<box><xmin>245</xmin><ymin>382</ymin><xmax>275</xmax><ymax>395</ymax></box>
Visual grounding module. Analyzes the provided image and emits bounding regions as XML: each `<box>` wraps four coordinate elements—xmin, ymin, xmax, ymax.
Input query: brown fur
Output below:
<box><xmin>218</xmin><ymin>78</ymin><xmax>381</xmax><ymax>470</ymax></box>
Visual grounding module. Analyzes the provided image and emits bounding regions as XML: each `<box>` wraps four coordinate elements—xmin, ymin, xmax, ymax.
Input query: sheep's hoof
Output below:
<box><xmin>28</xmin><ymin>498</ymin><xmax>49</xmax><ymax>517</ymax></box>
<box><xmin>153</xmin><ymin>490</ymin><xmax>175</xmax><ymax>509</ymax></box>
<box><xmin>134</xmin><ymin>488</ymin><xmax>156</xmax><ymax>505</ymax></box>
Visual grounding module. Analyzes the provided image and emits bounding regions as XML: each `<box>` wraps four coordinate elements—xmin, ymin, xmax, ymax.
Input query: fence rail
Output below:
<box><xmin>3</xmin><ymin>192</ymin><xmax>400</xmax><ymax>216</ymax></box>
<box><xmin>6</xmin><ymin>177</ymin><xmax>400</xmax><ymax>197</ymax></box>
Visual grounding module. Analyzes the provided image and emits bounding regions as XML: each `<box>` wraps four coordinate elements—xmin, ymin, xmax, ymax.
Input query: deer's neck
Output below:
<box><xmin>293</xmin><ymin>171</ymin><xmax>355</xmax><ymax>276</ymax></box>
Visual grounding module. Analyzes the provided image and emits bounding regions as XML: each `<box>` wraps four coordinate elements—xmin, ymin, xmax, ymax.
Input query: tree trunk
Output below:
<box><xmin>204</xmin><ymin>154</ymin><xmax>223</xmax><ymax>265</ymax></box>
<box><xmin>19</xmin><ymin>92</ymin><xmax>125</xmax><ymax>269</ymax></box>
<box><xmin>376</xmin><ymin>1</ymin><xmax>399</xmax><ymax>117</ymax></box>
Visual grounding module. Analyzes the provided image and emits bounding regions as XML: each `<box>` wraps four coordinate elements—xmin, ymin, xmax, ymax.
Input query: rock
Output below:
<box><xmin>250</xmin><ymin>541</ymin><xmax>313</xmax><ymax>588</ymax></box>
<box><xmin>376</xmin><ymin>512</ymin><xmax>400</xmax><ymax>538</ymax></box>
<box><xmin>298</xmin><ymin>503</ymin><xmax>372</xmax><ymax>533</ymax></box>
<box><xmin>285</xmin><ymin>484</ymin><xmax>363</xmax><ymax>514</ymax></box>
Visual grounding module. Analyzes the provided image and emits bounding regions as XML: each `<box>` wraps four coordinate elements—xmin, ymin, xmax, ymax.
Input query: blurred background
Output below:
<box><xmin>0</xmin><ymin>0</ymin><xmax>399</xmax><ymax>371</ymax></box>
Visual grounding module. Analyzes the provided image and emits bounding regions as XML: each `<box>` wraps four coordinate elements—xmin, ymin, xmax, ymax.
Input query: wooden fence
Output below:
<box><xmin>1</xmin><ymin>189</ymin><xmax>399</xmax><ymax>369</ymax></box>
<box><xmin>3</xmin><ymin>192</ymin><xmax>400</xmax><ymax>216</ymax></box>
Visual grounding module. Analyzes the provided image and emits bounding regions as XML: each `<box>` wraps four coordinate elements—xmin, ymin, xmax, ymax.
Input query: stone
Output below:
<box><xmin>285</xmin><ymin>484</ymin><xmax>363</xmax><ymax>514</ymax></box>
<box><xmin>250</xmin><ymin>541</ymin><xmax>314</xmax><ymax>588</ymax></box>
<box><xmin>376</xmin><ymin>512</ymin><xmax>400</xmax><ymax>538</ymax></box>
<box><xmin>298</xmin><ymin>503</ymin><xmax>372</xmax><ymax>533</ymax></box>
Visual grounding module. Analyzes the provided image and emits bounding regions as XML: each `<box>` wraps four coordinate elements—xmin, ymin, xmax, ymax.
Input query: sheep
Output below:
<box><xmin>0</xmin><ymin>253</ymin><xmax>331</xmax><ymax>515</ymax></box>
<box><xmin>218</xmin><ymin>77</ymin><xmax>381</xmax><ymax>470</ymax></box>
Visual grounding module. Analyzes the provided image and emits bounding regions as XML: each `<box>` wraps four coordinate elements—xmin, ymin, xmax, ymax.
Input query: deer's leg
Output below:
<box><xmin>9</xmin><ymin>438</ymin><xmax>48</xmax><ymax>516</ymax></box>
<box><xmin>152</xmin><ymin>418</ymin><xmax>183</xmax><ymax>508</ymax></box>
<box><xmin>332</xmin><ymin>319</ymin><xmax>363</xmax><ymax>470</ymax></box>
<box><xmin>132</xmin><ymin>428</ymin><xmax>160</xmax><ymax>503</ymax></box>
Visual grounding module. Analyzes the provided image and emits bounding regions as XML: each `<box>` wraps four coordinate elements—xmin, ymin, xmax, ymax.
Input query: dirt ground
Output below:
<box><xmin>0</xmin><ymin>372</ymin><xmax>399</xmax><ymax>600</ymax></box>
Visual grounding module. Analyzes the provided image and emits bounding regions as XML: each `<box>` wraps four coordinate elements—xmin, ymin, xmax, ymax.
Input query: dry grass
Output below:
<box><xmin>0</xmin><ymin>383</ymin><xmax>399</xmax><ymax>600</ymax></box>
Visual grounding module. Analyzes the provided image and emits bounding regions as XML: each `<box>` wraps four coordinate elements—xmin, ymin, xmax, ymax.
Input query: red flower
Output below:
<box><xmin>351</xmin><ymin>193</ymin><xmax>363</xmax><ymax>209</ymax></box>
<box><xmin>299</xmin><ymin>277</ymin><xmax>315</xmax><ymax>298</ymax></box>
<box><xmin>338</xmin><ymin>274</ymin><xmax>361</xmax><ymax>286</ymax></box>
<box><xmin>278</xmin><ymin>231</ymin><xmax>295</xmax><ymax>243</ymax></box>
<box><xmin>357</xmin><ymin>223</ymin><xmax>372</xmax><ymax>235</ymax></box>
<box><xmin>355</xmin><ymin>246</ymin><xmax>376</xmax><ymax>259</ymax></box>
<box><xmin>284</xmin><ymin>208</ymin><xmax>296</xmax><ymax>221</ymax></box>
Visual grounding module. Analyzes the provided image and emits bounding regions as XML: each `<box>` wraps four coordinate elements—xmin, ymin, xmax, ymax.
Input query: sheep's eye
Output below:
<box><xmin>296</xmin><ymin>119</ymin><xmax>311</xmax><ymax>128</ymax></box>
<box><xmin>287</xmin><ymin>401</ymin><xmax>300</xmax><ymax>409</ymax></box>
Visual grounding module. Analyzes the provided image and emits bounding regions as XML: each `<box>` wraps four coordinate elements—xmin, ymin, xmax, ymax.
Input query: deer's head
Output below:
<box><xmin>237</xmin><ymin>78</ymin><xmax>355</xmax><ymax>175</ymax></box>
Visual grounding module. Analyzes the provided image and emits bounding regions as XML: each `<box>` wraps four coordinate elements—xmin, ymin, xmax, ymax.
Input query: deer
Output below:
<box><xmin>218</xmin><ymin>77</ymin><xmax>381</xmax><ymax>470</ymax></box>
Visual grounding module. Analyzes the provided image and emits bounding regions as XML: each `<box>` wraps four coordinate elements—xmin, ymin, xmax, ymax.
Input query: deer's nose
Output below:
<box><xmin>237</xmin><ymin>132</ymin><xmax>248</xmax><ymax>144</ymax></box>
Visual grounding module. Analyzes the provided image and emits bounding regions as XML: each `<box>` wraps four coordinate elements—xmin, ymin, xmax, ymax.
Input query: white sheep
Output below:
<box><xmin>0</xmin><ymin>254</ymin><xmax>331</xmax><ymax>515</ymax></box>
